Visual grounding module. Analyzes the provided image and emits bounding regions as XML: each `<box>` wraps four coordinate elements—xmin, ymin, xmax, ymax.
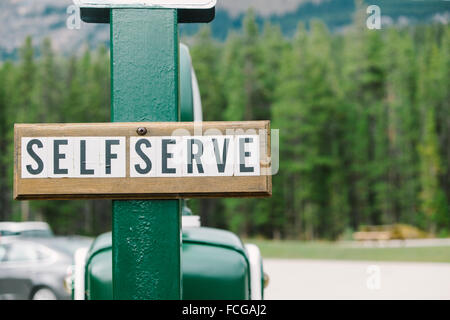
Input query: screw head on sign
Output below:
<box><xmin>137</xmin><ymin>127</ymin><xmax>148</xmax><ymax>136</ymax></box>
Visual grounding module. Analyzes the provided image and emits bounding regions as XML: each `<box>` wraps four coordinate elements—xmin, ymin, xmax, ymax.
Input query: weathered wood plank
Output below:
<box><xmin>14</xmin><ymin>121</ymin><xmax>272</xmax><ymax>200</ymax></box>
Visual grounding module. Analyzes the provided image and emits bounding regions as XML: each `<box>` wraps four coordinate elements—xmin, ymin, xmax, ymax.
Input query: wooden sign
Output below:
<box><xmin>14</xmin><ymin>121</ymin><xmax>271</xmax><ymax>200</ymax></box>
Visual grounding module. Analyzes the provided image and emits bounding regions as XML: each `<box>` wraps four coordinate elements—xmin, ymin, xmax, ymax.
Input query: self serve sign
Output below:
<box><xmin>21</xmin><ymin>136</ymin><xmax>260</xmax><ymax>178</ymax></box>
<box><xmin>14</xmin><ymin>122</ymin><xmax>271</xmax><ymax>200</ymax></box>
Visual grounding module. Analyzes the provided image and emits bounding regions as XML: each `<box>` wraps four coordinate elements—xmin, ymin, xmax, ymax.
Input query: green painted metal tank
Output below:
<box><xmin>81</xmin><ymin>225</ymin><xmax>263</xmax><ymax>300</ymax></box>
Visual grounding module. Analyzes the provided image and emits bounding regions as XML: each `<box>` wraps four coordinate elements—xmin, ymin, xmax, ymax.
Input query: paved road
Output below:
<box><xmin>263</xmin><ymin>259</ymin><xmax>450</xmax><ymax>300</ymax></box>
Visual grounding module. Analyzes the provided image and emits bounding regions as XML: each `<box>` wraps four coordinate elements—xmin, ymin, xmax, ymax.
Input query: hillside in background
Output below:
<box><xmin>0</xmin><ymin>0</ymin><xmax>449</xmax><ymax>59</ymax></box>
<box><xmin>184</xmin><ymin>0</ymin><xmax>450</xmax><ymax>39</ymax></box>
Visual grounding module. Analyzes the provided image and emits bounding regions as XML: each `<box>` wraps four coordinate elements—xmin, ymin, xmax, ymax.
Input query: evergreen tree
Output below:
<box><xmin>340</xmin><ymin>4</ymin><xmax>388</xmax><ymax>229</ymax></box>
<box><xmin>417</xmin><ymin>36</ymin><xmax>449</xmax><ymax>233</ymax></box>
<box><xmin>190</xmin><ymin>26</ymin><xmax>226</xmax><ymax>122</ymax></box>
<box><xmin>12</xmin><ymin>37</ymin><xmax>38</xmax><ymax>220</ymax></box>
<box><xmin>0</xmin><ymin>62</ymin><xmax>14</xmax><ymax>221</ymax></box>
<box><xmin>36</xmin><ymin>38</ymin><xmax>60</xmax><ymax>123</ymax></box>
<box><xmin>221</xmin><ymin>10</ymin><xmax>267</xmax><ymax>236</ymax></box>
<box><xmin>384</xmin><ymin>28</ymin><xmax>421</xmax><ymax>225</ymax></box>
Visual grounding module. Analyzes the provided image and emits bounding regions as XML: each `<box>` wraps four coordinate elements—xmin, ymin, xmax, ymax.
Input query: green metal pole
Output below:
<box><xmin>110</xmin><ymin>8</ymin><xmax>181</xmax><ymax>300</ymax></box>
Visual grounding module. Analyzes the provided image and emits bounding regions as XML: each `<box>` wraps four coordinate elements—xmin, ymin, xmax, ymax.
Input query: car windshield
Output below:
<box><xmin>0</xmin><ymin>228</ymin><xmax>53</xmax><ymax>238</ymax></box>
<box><xmin>0</xmin><ymin>230</ymin><xmax>18</xmax><ymax>236</ymax></box>
<box><xmin>18</xmin><ymin>230</ymin><xmax>54</xmax><ymax>238</ymax></box>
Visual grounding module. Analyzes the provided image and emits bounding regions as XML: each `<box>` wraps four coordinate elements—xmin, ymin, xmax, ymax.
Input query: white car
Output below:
<box><xmin>0</xmin><ymin>222</ymin><xmax>54</xmax><ymax>240</ymax></box>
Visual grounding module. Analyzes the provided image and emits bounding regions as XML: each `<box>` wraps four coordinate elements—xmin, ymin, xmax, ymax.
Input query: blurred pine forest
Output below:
<box><xmin>0</xmin><ymin>11</ymin><xmax>448</xmax><ymax>240</ymax></box>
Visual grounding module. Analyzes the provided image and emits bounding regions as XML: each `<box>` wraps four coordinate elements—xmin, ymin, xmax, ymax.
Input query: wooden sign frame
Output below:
<box><xmin>74</xmin><ymin>0</ymin><xmax>217</xmax><ymax>9</ymax></box>
<box><xmin>14</xmin><ymin>121</ymin><xmax>271</xmax><ymax>200</ymax></box>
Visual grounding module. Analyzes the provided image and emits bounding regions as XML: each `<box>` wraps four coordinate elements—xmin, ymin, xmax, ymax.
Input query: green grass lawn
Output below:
<box><xmin>246</xmin><ymin>239</ymin><xmax>450</xmax><ymax>263</ymax></box>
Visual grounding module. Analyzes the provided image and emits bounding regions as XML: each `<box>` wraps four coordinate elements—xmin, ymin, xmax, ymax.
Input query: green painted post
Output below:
<box><xmin>110</xmin><ymin>9</ymin><xmax>181</xmax><ymax>300</ymax></box>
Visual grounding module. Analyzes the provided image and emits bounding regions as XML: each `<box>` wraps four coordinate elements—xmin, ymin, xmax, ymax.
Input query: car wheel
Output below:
<box><xmin>31</xmin><ymin>287</ymin><xmax>57</xmax><ymax>300</ymax></box>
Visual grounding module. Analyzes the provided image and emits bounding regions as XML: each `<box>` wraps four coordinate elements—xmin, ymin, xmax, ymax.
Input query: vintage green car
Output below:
<box><xmin>70</xmin><ymin>44</ymin><xmax>267</xmax><ymax>300</ymax></box>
